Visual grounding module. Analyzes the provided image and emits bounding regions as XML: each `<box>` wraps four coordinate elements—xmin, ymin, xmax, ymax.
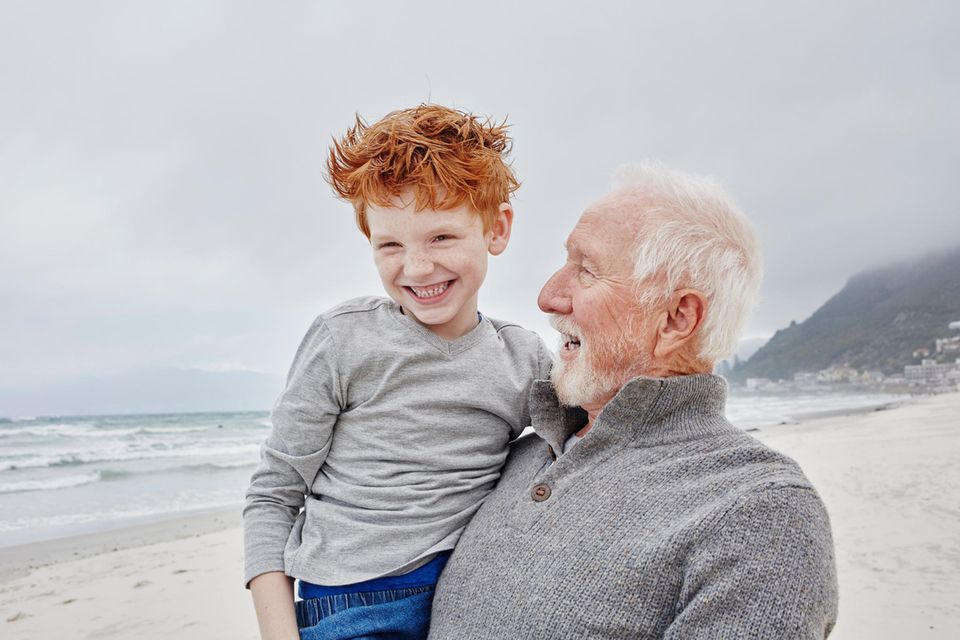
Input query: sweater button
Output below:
<box><xmin>531</xmin><ymin>483</ymin><xmax>552</xmax><ymax>502</ymax></box>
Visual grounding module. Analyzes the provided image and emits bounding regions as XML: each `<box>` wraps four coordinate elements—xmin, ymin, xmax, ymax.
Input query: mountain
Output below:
<box><xmin>733</xmin><ymin>247</ymin><xmax>960</xmax><ymax>381</ymax></box>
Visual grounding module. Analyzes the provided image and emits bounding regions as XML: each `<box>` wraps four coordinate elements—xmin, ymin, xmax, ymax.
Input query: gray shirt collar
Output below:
<box><xmin>530</xmin><ymin>374</ymin><xmax>731</xmax><ymax>455</ymax></box>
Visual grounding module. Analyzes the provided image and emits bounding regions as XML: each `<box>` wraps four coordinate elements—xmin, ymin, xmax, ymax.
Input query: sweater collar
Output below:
<box><xmin>530</xmin><ymin>374</ymin><xmax>731</xmax><ymax>453</ymax></box>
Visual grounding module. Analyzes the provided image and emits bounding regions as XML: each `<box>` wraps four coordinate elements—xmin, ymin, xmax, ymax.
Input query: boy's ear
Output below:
<box><xmin>487</xmin><ymin>203</ymin><xmax>514</xmax><ymax>256</ymax></box>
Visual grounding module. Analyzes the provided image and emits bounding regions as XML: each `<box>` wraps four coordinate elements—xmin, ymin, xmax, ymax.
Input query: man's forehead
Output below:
<box><xmin>567</xmin><ymin>191</ymin><xmax>648</xmax><ymax>248</ymax></box>
<box><xmin>588</xmin><ymin>189</ymin><xmax>652</xmax><ymax>218</ymax></box>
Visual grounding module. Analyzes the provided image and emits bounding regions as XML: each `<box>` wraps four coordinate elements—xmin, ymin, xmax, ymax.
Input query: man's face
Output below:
<box><xmin>367</xmin><ymin>191</ymin><xmax>497</xmax><ymax>341</ymax></box>
<box><xmin>538</xmin><ymin>194</ymin><xmax>654</xmax><ymax>408</ymax></box>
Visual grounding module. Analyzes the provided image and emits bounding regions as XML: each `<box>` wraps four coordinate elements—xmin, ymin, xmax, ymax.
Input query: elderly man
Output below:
<box><xmin>429</xmin><ymin>162</ymin><xmax>838</xmax><ymax>639</ymax></box>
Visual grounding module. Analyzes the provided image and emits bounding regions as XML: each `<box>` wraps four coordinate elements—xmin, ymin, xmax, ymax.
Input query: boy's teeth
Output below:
<box><xmin>411</xmin><ymin>282</ymin><xmax>450</xmax><ymax>298</ymax></box>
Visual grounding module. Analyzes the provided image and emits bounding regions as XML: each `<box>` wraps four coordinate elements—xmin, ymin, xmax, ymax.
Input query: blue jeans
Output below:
<box><xmin>295</xmin><ymin>585</ymin><xmax>434</xmax><ymax>640</ymax></box>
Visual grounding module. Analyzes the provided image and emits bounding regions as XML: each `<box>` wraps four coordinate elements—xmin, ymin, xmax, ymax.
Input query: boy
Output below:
<box><xmin>244</xmin><ymin>104</ymin><xmax>550</xmax><ymax>640</ymax></box>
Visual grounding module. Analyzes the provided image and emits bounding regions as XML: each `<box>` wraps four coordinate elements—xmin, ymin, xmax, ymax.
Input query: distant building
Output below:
<box><xmin>904</xmin><ymin>358</ymin><xmax>960</xmax><ymax>385</ymax></box>
<box><xmin>793</xmin><ymin>371</ymin><xmax>818</xmax><ymax>386</ymax></box>
<box><xmin>949</xmin><ymin>320</ymin><xmax>960</xmax><ymax>331</ymax></box>
<box><xmin>912</xmin><ymin>347</ymin><xmax>932</xmax><ymax>359</ymax></box>
<box><xmin>816</xmin><ymin>366</ymin><xmax>858</xmax><ymax>384</ymax></box>
<box><xmin>936</xmin><ymin>336</ymin><xmax>960</xmax><ymax>354</ymax></box>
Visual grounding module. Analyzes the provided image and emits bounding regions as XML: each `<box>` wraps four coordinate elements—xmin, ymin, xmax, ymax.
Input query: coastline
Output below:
<box><xmin>0</xmin><ymin>506</ymin><xmax>241</xmax><ymax>583</ymax></box>
<box><xmin>782</xmin><ymin>398</ymin><xmax>906</xmax><ymax>424</ymax></box>
<box><xmin>2</xmin><ymin>392</ymin><xmax>958</xmax><ymax>639</ymax></box>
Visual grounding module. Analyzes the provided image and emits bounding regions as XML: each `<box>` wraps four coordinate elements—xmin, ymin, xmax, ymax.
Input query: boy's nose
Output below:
<box><xmin>403</xmin><ymin>251</ymin><xmax>435</xmax><ymax>278</ymax></box>
<box><xmin>538</xmin><ymin>267</ymin><xmax>572</xmax><ymax>315</ymax></box>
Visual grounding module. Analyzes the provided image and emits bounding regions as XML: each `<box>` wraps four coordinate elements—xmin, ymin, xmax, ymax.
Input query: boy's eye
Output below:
<box><xmin>433</xmin><ymin>235</ymin><xmax>449</xmax><ymax>242</ymax></box>
<box><xmin>378</xmin><ymin>241</ymin><xmax>401</xmax><ymax>249</ymax></box>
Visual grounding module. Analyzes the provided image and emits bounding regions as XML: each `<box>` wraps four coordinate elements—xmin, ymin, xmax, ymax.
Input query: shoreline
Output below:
<box><xmin>784</xmin><ymin>397</ymin><xmax>906</xmax><ymax>424</ymax></box>
<box><xmin>0</xmin><ymin>505</ymin><xmax>241</xmax><ymax>583</ymax></box>
<box><xmin>0</xmin><ymin>398</ymin><xmax>909</xmax><ymax>575</ymax></box>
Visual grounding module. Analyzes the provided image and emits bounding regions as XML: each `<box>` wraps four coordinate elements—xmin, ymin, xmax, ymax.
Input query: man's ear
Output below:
<box><xmin>653</xmin><ymin>289</ymin><xmax>706</xmax><ymax>360</ymax></box>
<box><xmin>487</xmin><ymin>203</ymin><xmax>514</xmax><ymax>256</ymax></box>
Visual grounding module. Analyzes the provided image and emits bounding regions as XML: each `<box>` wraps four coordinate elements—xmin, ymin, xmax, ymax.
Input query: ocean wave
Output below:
<box><xmin>0</xmin><ymin>423</ymin><xmax>131</xmax><ymax>439</ymax></box>
<box><xmin>137</xmin><ymin>425</ymin><xmax>212</xmax><ymax>435</ymax></box>
<box><xmin>0</xmin><ymin>443</ymin><xmax>261</xmax><ymax>471</ymax></box>
<box><xmin>96</xmin><ymin>461</ymin><xmax>255</xmax><ymax>480</ymax></box>
<box><xmin>0</xmin><ymin>423</ymin><xmax>258</xmax><ymax>441</ymax></box>
<box><xmin>0</xmin><ymin>472</ymin><xmax>101</xmax><ymax>494</ymax></box>
<box><xmin>0</xmin><ymin>424</ymin><xmax>216</xmax><ymax>439</ymax></box>
<box><xmin>182</xmin><ymin>461</ymin><xmax>258</xmax><ymax>472</ymax></box>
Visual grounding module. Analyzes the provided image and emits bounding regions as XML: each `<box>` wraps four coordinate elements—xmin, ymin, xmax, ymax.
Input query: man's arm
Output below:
<box><xmin>665</xmin><ymin>485</ymin><xmax>839</xmax><ymax>640</ymax></box>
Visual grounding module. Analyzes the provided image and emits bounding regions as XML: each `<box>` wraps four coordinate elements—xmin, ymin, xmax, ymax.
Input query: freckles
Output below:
<box><xmin>375</xmin><ymin>256</ymin><xmax>400</xmax><ymax>278</ymax></box>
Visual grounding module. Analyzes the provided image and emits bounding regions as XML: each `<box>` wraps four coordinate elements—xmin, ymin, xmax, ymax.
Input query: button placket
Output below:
<box><xmin>505</xmin><ymin>452</ymin><xmax>559</xmax><ymax>533</ymax></box>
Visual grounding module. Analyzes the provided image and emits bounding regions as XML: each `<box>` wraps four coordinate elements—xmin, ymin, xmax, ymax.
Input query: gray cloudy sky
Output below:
<box><xmin>2</xmin><ymin>1</ymin><xmax>958</xmax><ymax>412</ymax></box>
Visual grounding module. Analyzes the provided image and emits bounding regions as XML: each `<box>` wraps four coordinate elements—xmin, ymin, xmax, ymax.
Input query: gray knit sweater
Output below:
<box><xmin>429</xmin><ymin>374</ymin><xmax>838</xmax><ymax>639</ymax></box>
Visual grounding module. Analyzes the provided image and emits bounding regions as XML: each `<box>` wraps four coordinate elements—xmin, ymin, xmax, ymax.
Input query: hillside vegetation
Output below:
<box><xmin>733</xmin><ymin>247</ymin><xmax>960</xmax><ymax>381</ymax></box>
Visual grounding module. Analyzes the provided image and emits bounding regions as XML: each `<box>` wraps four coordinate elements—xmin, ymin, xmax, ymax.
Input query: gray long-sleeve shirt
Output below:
<box><xmin>243</xmin><ymin>296</ymin><xmax>550</xmax><ymax>586</ymax></box>
<box><xmin>430</xmin><ymin>374</ymin><xmax>839</xmax><ymax>639</ymax></box>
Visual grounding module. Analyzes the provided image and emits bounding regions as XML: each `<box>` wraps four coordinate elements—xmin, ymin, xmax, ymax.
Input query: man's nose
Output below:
<box><xmin>404</xmin><ymin>250</ymin><xmax>434</xmax><ymax>278</ymax></box>
<box><xmin>538</xmin><ymin>268</ymin><xmax>572</xmax><ymax>314</ymax></box>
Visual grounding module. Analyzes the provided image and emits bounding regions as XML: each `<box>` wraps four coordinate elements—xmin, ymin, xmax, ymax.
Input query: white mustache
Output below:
<box><xmin>549</xmin><ymin>315</ymin><xmax>583</xmax><ymax>339</ymax></box>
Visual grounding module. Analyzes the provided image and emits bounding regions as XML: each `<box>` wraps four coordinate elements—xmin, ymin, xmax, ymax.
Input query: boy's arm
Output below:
<box><xmin>249</xmin><ymin>572</ymin><xmax>299</xmax><ymax>640</ymax></box>
<box><xmin>244</xmin><ymin>319</ymin><xmax>344</xmax><ymax>633</ymax></box>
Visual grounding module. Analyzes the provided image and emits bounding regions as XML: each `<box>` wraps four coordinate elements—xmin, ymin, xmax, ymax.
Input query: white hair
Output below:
<box><xmin>610</xmin><ymin>161</ymin><xmax>763</xmax><ymax>363</ymax></box>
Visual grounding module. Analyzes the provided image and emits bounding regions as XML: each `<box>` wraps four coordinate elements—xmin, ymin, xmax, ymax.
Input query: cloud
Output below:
<box><xmin>2</xmin><ymin>0</ymin><xmax>958</xmax><ymax>410</ymax></box>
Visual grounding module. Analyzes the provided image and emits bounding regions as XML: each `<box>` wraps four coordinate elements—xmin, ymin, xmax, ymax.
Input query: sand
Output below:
<box><xmin>754</xmin><ymin>391</ymin><xmax>960</xmax><ymax>639</ymax></box>
<box><xmin>0</xmin><ymin>509</ymin><xmax>258</xmax><ymax>639</ymax></box>
<box><xmin>1</xmin><ymin>392</ymin><xmax>958</xmax><ymax>639</ymax></box>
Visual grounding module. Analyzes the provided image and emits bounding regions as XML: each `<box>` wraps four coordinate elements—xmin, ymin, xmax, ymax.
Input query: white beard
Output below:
<box><xmin>549</xmin><ymin>315</ymin><xmax>650</xmax><ymax>408</ymax></box>
<box><xmin>551</xmin><ymin>336</ymin><xmax>640</xmax><ymax>408</ymax></box>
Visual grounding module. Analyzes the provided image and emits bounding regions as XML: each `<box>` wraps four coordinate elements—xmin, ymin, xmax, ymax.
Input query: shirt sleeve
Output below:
<box><xmin>242</xmin><ymin>318</ymin><xmax>343</xmax><ymax>587</ymax></box>
<box><xmin>664</xmin><ymin>485</ymin><xmax>839</xmax><ymax>640</ymax></box>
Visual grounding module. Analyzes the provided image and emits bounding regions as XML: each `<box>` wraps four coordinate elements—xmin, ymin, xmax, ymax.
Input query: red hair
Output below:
<box><xmin>327</xmin><ymin>104</ymin><xmax>520</xmax><ymax>237</ymax></box>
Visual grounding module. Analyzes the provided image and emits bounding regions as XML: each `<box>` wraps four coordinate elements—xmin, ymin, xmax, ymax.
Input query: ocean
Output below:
<box><xmin>0</xmin><ymin>411</ymin><xmax>269</xmax><ymax>547</ymax></box>
<box><xmin>0</xmin><ymin>389</ymin><xmax>902</xmax><ymax>548</ymax></box>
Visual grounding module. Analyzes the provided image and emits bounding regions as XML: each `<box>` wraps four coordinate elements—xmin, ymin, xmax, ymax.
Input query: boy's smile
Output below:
<box><xmin>367</xmin><ymin>191</ymin><xmax>513</xmax><ymax>341</ymax></box>
<box><xmin>407</xmin><ymin>280</ymin><xmax>451</xmax><ymax>301</ymax></box>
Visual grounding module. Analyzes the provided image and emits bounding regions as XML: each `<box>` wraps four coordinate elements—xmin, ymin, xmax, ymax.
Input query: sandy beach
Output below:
<box><xmin>1</xmin><ymin>392</ymin><xmax>958</xmax><ymax>639</ymax></box>
<box><xmin>754</xmin><ymin>391</ymin><xmax>960</xmax><ymax>639</ymax></box>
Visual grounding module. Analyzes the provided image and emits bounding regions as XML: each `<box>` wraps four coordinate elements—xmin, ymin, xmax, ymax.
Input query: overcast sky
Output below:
<box><xmin>2</xmin><ymin>1</ymin><xmax>958</xmax><ymax>411</ymax></box>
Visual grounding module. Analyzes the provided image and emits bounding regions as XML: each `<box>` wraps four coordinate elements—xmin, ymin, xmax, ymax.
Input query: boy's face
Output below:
<box><xmin>366</xmin><ymin>191</ymin><xmax>513</xmax><ymax>341</ymax></box>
